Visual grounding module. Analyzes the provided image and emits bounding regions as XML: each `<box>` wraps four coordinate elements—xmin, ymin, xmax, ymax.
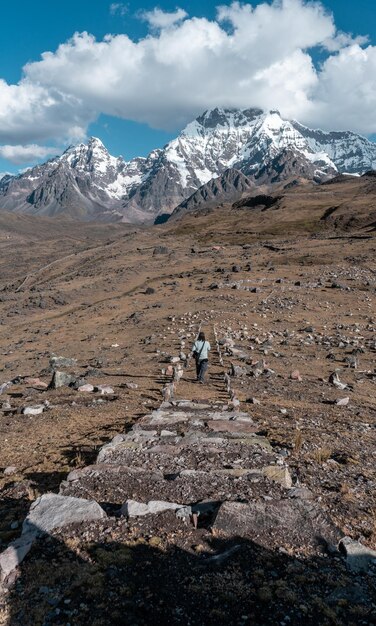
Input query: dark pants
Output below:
<box><xmin>196</xmin><ymin>359</ymin><xmax>208</xmax><ymax>382</ymax></box>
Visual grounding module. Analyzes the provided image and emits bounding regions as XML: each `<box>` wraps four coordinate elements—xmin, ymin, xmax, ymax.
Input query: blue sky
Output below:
<box><xmin>0</xmin><ymin>0</ymin><xmax>375</xmax><ymax>174</ymax></box>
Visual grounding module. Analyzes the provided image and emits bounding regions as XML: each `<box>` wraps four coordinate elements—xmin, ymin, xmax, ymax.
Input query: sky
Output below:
<box><xmin>0</xmin><ymin>0</ymin><xmax>375</xmax><ymax>175</ymax></box>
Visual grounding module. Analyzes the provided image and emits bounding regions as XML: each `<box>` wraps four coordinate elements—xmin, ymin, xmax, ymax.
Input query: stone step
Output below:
<box><xmin>60</xmin><ymin>463</ymin><xmax>288</xmax><ymax>507</ymax></box>
<box><xmin>212</xmin><ymin>499</ymin><xmax>340</xmax><ymax>550</ymax></box>
<box><xmin>97</xmin><ymin>434</ymin><xmax>276</xmax><ymax>473</ymax></box>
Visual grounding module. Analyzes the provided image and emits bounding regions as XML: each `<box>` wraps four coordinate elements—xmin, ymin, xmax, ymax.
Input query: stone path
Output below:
<box><xmin>2</xmin><ymin>322</ymin><xmax>372</xmax><ymax>593</ymax></box>
<box><xmin>59</xmin><ymin>325</ymin><xmax>339</xmax><ymax>552</ymax></box>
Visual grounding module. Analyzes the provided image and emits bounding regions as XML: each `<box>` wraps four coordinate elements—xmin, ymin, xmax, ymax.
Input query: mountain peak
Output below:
<box><xmin>1</xmin><ymin>107</ymin><xmax>376</xmax><ymax>223</ymax></box>
<box><xmin>87</xmin><ymin>136</ymin><xmax>106</xmax><ymax>149</ymax></box>
<box><xmin>195</xmin><ymin>107</ymin><xmax>264</xmax><ymax>129</ymax></box>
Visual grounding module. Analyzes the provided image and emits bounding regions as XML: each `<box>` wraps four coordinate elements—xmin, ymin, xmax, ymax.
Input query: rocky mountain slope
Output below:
<box><xmin>169</xmin><ymin>168</ymin><xmax>255</xmax><ymax>220</ymax></box>
<box><xmin>1</xmin><ymin>108</ymin><xmax>376</xmax><ymax>223</ymax></box>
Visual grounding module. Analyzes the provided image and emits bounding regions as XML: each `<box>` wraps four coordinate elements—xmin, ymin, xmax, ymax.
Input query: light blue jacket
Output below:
<box><xmin>192</xmin><ymin>340</ymin><xmax>211</xmax><ymax>361</ymax></box>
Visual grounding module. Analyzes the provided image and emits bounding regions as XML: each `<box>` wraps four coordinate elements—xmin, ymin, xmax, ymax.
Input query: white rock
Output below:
<box><xmin>339</xmin><ymin>537</ymin><xmax>376</xmax><ymax>572</ymax></box>
<box><xmin>78</xmin><ymin>384</ymin><xmax>94</xmax><ymax>393</ymax></box>
<box><xmin>336</xmin><ymin>397</ymin><xmax>350</xmax><ymax>406</ymax></box>
<box><xmin>4</xmin><ymin>466</ymin><xmax>17</xmax><ymax>476</ymax></box>
<box><xmin>23</xmin><ymin>405</ymin><xmax>44</xmax><ymax>416</ymax></box>
<box><xmin>121</xmin><ymin>499</ymin><xmax>181</xmax><ymax>517</ymax></box>
<box><xmin>0</xmin><ymin>532</ymin><xmax>35</xmax><ymax>583</ymax></box>
<box><xmin>95</xmin><ymin>385</ymin><xmax>114</xmax><ymax>395</ymax></box>
<box><xmin>23</xmin><ymin>493</ymin><xmax>107</xmax><ymax>536</ymax></box>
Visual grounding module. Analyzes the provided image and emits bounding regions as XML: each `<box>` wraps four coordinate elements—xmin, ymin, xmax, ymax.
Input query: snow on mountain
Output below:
<box><xmin>1</xmin><ymin>108</ymin><xmax>376</xmax><ymax>223</ymax></box>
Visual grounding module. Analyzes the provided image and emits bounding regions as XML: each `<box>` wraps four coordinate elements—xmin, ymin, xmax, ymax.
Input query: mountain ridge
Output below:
<box><xmin>1</xmin><ymin>108</ymin><xmax>376</xmax><ymax>223</ymax></box>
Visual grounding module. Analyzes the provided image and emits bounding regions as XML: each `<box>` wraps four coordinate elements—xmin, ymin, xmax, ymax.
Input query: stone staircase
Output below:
<box><xmin>0</xmin><ymin>323</ymin><xmax>344</xmax><ymax>591</ymax></box>
<box><xmin>60</xmin><ymin>398</ymin><xmax>291</xmax><ymax>513</ymax></box>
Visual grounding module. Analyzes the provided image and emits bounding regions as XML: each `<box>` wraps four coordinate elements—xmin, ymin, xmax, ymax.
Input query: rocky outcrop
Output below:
<box><xmin>169</xmin><ymin>169</ymin><xmax>255</xmax><ymax>220</ymax></box>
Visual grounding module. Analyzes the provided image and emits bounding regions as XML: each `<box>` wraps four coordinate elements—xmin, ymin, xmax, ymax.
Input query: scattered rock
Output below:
<box><xmin>329</xmin><ymin>371</ymin><xmax>348</xmax><ymax>390</ymax></box>
<box><xmin>246</xmin><ymin>397</ymin><xmax>261</xmax><ymax>405</ymax></box>
<box><xmin>263</xmin><ymin>465</ymin><xmax>292</xmax><ymax>488</ymax></box>
<box><xmin>3</xmin><ymin>466</ymin><xmax>17</xmax><ymax>476</ymax></box>
<box><xmin>336</xmin><ymin>397</ymin><xmax>350</xmax><ymax>406</ymax></box>
<box><xmin>22</xmin><ymin>404</ymin><xmax>44</xmax><ymax>416</ymax></box>
<box><xmin>290</xmin><ymin>370</ymin><xmax>302</xmax><ymax>381</ymax></box>
<box><xmin>124</xmin><ymin>382</ymin><xmax>138</xmax><ymax>390</ymax></box>
<box><xmin>120</xmin><ymin>500</ymin><xmax>181</xmax><ymax>517</ymax></box>
<box><xmin>78</xmin><ymin>384</ymin><xmax>95</xmax><ymax>393</ymax></box>
<box><xmin>24</xmin><ymin>377</ymin><xmax>48</xmax><ymax>390</ymax></box>
<box><xmin>339</xmin><ymin>537</ymin><xmax>376</xmax><ymax>572</ymax></box>
<box><xmin>153</xmin><ymin>246</ymin><xmax>169</xmax><ymax>255</ymax></box>
<box><xmin>50</xmin><ymin>371</ymin><xmax>75</xmax><ymax>389</ymax></box>
<box><xmin>230</xmin><ymin>364</ymin><xmax>247</xmax><ymax>377</ymax></box>
<box><xmin>50</xmin><ymin>355</ymin><xmax>77</xmax><ymax>369</ymax></box>
<box><xmin>95</xmin><ymin>385</ymin><xmax>114</xmax><ymax>395</ymax></box>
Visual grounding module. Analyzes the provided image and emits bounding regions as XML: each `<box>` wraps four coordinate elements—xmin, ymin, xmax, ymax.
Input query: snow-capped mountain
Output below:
<box><xmin>1</xmin><ymin>108</ymin><xmax>376</xmax><ymax>223</ymax></box>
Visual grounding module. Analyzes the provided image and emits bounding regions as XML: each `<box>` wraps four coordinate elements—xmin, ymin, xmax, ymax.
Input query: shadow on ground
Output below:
<box><xmin>4</xmin><ymin>519</ymin><xmax>376</xmax><ymax>626</ymax></box>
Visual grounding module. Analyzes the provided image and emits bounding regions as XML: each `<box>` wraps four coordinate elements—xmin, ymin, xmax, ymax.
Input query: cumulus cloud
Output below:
<box><xmin>0</xmin><ymin>0</ymin><xmax>375</xmax><ymax>162</ymax></box>
<box><xmin>0</xmin><ymin>144</ymin><xmax>58</xmax><ymax>164</ymax></box>
<box><xmin>140</xmin><ymin>8</ymin><xmax>188</xmax><ymax>29</ymax></box>
<box><xmin>310</xmin><ymin>44</ymin><xmax>376</xmax><ymax>131</ymax></box>
<box><xmin>0</xmin><ymin>78</ymin><xmax>94</xmax><ymax>144</ymax></box>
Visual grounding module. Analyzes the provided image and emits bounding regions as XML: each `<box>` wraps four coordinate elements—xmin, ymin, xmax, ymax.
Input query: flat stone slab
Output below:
<box><xmin>339</xmin><ymin>538</ymin><xmax>376</xmax><ymax>572</ymax></box>
<box><xmin>63</xmin><ymin>464</ymin><xmax>163</xmax><ymax>485</ymax></box>
<box><xmin>23</xmin><ymin>493</ymin><xmax>107</xmax><ymax>536</ymax></box>
<box><xmin>61</xmin><ymin>465</ymin><xmax>285</xmax><ymax>506</ymax></box>
<box><xmin>263</xmin><ymin>465</ymin><xmax>292</xmax><ymax>488</ymax></box>
<box><xmin>206</xmin><ymin>411</ymin><xmax>252</xmax><ymax>421</ymax></box>
<box><xmin>212</xmin><ymin>500</ymin><xmax>339</xmax><ymax>549</ymax></box>
<box><xmin>0</xmin><ymin>532</ymin><xmax>35</xmax><ymax>583</ymax></box>
<box><xmin>207</xmin><ymin>420</ymin><xmax>258</xmax><ymax>434</ymax></box>
<box><xmin>121</xmin><ymin>500</ymin><xmax>181</xmax><ymax>517</ymax></box>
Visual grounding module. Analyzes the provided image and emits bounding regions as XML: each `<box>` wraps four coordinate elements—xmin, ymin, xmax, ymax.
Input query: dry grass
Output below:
<box><xmin>313</xmin><ymin>446</ymin><xmax>332</xmax><ymax>464</ymax></box>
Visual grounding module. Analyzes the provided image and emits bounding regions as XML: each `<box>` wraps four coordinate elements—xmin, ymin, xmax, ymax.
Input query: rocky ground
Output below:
<box><xmin>0</xmin><ymin>194</ymin><xmax>376</xmax><ymax>624</ymax></box>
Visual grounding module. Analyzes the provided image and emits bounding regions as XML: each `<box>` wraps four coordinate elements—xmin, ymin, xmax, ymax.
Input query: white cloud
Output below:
<box><xmin>0</xmin><ymin>78</ymin><xmax>94</xmax><ymax>144</ymax></box>
<box><xmin>110</xmin><ymin>3</ymin><xmax>128</xmax><ymax>17</ymax></box>
<box><xmin>0</xmin><ymin>0</ymin><xmax>374</xmax><ymax>163</ymax></box>
<box><xmin>0</xmin><ymin>144</ymin><xmax>58</xmax><ymax>164</ymax></box>
<box><xmin>140</xmin><ymin>7</ymin><xmax>188</xmax><ymax>29</ymax></box>
<box><xmin>310</xmin><ymin>44</ymin><xmax>376</xmax><ymax>132</ymax></box>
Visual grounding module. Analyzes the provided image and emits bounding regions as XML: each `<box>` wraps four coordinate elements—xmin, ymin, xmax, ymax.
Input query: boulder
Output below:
<box><xmin>50</xmin><ymin>371</ymin><xmax>75</xmax><ymax>389</ymax></box>
<box><xmin>50</xmin><ymin>355</ymin><xmax>77</xmax><ymax>369</ymax></box>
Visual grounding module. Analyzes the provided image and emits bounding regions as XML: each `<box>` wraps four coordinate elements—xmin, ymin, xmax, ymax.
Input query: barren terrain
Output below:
<box><xmin>0</xmin><ymin>177</ymin><xmax>376</xmax><ymax>625</ymax></box>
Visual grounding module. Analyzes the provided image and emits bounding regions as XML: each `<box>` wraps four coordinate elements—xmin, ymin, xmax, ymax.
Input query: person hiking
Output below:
<box><xmin>191</xmin><ymin>331</ymin><xmax>211</xmax><ymax>384</ymax></box>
